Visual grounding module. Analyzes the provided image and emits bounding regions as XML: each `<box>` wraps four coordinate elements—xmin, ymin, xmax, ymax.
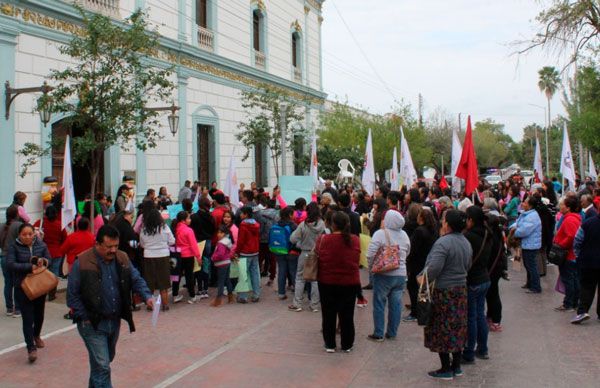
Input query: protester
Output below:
<box><xmin>419</xmin><ymin>210</ymin><xmax>471</xmax><ymax>381</ymax></box>
<box><xmin>315</xmin><ymin>211</ymin><xmax>360</xmax><ymax>353</ymax></box>
<box><xmin>293</xmin><ymin>197</ymin><xmax>308</xmax><ymax>225</ymax></box>
<box><xmin>289</xmin><ymin>202</ymin><xmax>325</xmax><ymax>312</ymax></box>
<box><xmin>404</xmin><ymin>207</ymin><xmax>437</xmax><ymax>322</ymax></box>
<box><xmin>270</xmin><ymin>207</ymin><xmax>297</xmax><ymax>299</ymax></box>
<box><xmin>172</xmin><ymin>211</ymin><xmax>201</xmax><ymax>304</ymax></box>
<box><xmin>7</xmin><ymin>223</ymin><xmax>52</xmax><ymax>362</ymax></box>
<box><xmin>12</xmin><ymin>191</ymin><xmax>31</xmax><ymax>223</ymax></box>
<box><xmin>553</xmin><ymin>195</ymin><xmax>582</xmax><ymax>311</ymax></box>
<box><xmin>67</xmin><ymin>225</ymin><xmax>153</xmax><ymax>387</ymax></box>
<box><xmin>511</xmin><ymin>195</ymin><xmax>543</xmax><ymax>293</ymax></box>
<box><xmin>581</xmin><ymin>194</ymin><xmax>597</xmax><ymax>221</ymax></box>
<box><xmin>158</xmin><ymin>186</ymin><xmax>173</xmax><ymax>210</ymax></box>
<box><xmin>114</xmin><ymin>184</ymin><xmax>131</xmax><ymax>214</ymax></box>
<box><xmin>80</xmin><ymin>201</ymin><xmax>105</xmax><ymax>236</ymax></box>
<box><xmin>140</xmin><ymin>208</ymin><xmax>175</xmax><ymax>309</ymax></box>
<box><xmin>1</xmin><ymin>205</ymin><xmax>22</xmax><ymax>317</ymax></box>
<box><xmin>462</xmin><ymin>206</ymin><xmax>493</xmax><ymax>363</ymax></box>
<box><xmin>255</xmin><ymin>196</ymin><xmax>279</xmax><ymax>284</ymax></box>
<box><xmin>210</xmin><ymin>225</ymin><xmax>235</xmax><ymax>306</ymax></box>
<box><xmin>233</xmin><ymin>206</ymin><xmax>261</xmax><ymax>303</ymax></box>
<box><xmin>190</xmin><ymin>197</ymin><xmax>214</xmax><ymax>299</ymax></box>
<box><xmin>30</xmin><ymin>206</ymin><xmax>65</xmax><ymax>301</ymax></box>
<box><xmin>366</xmin><ymin>211</ymin><xmax>410</xmax><ymax>341</ymax></box>
<box><xmin>503</xmin><ymin>185</ymin><xmax>521</xmax><ymax>225</ymax></box>
<box><xmin>178</xmin><ymin>180</ymin><xmax>192</xmax><ymax>203</ymax></box>
<box><xmin>572</xmin><ymin>210</ymin><xmax>600</xmax><ymax>323</ymax></box>
<box><xmin>485</xmin><ymin>214</ymin><xmax>507</xmax><ymax>332</ymax></box>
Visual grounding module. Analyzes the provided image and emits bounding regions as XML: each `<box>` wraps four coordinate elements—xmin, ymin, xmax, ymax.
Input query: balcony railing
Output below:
<box><xmin>254</xmin><ymin>50</ymin><xmax>266</xmax><ymax>70</ymax></box>
<box><xmin>197</xmin><ymin>26</ymin><xmax>214</xmax><ymax>51</ymax></box>
<box><xmin>293</xmin><ymin>66</ymin><xmax>302</xmax><ymax>82</ymax></box>
<box><xmin>74</xmin><ymin>0</ymin><xmax>120</xmax><ymax>17</ymax></box>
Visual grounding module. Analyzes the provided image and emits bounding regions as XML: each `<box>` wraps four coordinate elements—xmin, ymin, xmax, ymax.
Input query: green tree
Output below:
<box><xmin>472</xmin><ymin>119</ymin><xmax>515</xmax><ymax>168</ymax></box>
<box><xmin>236</xmin><ymin>85</ymin><xmax>307</xmax><ymax>181</ymax></box>
<box><xmin>538</xmin><ymin>66</ymin><xmax>561</xmax><ymax>133</ymax></box>
<box><xmin>19</xmin><ymin>8</ymin><xmax>174</xmax><ymax>228</ymax></box>
<box><xmin>563</xmin><ymin>65</ymin><xmax>600</xmax><ymax>153</ymax></box>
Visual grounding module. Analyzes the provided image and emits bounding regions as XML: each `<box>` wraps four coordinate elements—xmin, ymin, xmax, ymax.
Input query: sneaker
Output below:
<box><xmin>384</xmin><ymin>333</ymin><xmax>396</xmax><ymax>340</ymax></box>
<box><xmin>356</xmin><ymin>297</ymin><xmax>368</xmax><ymax>308</ymax></box>
<box><xmin>12</xmin><ymin>311</ymin><xmax>21</xmax><ymax>318</ymax></box>
<box><xmin>5</xmin><ymin>309</ymin><xmax>13</xmax><ymax>317</ymax></box>
<box><xmin>571</xmin><ymin>313</ymin><xmax>590</xmax><ymax>324</ymax></box>
<box><xmin>402</xmin><ymin>315</ymin><xmax>417</xmax><ymax>322</ymax></box>
<box><xmin>325</xmin><ymin>347</ymin><xmax>336</xmax><ymax>353</ymax></box>
<box><xmin>309</xmin><ymin>306</ymin><xmax>319</xmax><ymax>313</ymax></box>
<box><xmin>187</xmin><ymin>296</ymin><xmax>199</xmax><ymax>304</ymax></box>
<box><xmin>489</xmin><ymin>323</ymin><xmax>503</xmax><ymax>332</ymax></box>
<box><xmin>453</xmin><ymin>368</ymin><xmax>464</xmax><ymax>377</ymax></box>
<box><xmin>475</xmin><ymin>352</ymin><xmax>489</xmax><ymax>360</ymax></box>
<box><xmin>251</xmin><ymin>297</ymin><xmax>260</xmax><ymax>303</ymax></box>
<box><xmin>341</xmin><ymin>347</ymin><xmax>353</xmax><ymax>353</ymax></box>
<box><xmin>173</xmin><ymin>295</ymin><xmax>183</xmax><ymax>303</ymax></box>
<box><xmin>427</xmin><ymin>369</ymin><xmax>453</xmax><ymax>381</ymax></box>
<box><xmin>461</xmin><ymin>356</ymin><xmax>475</xmax><ymax>364</ymax></box>
<box><xmin>367</xmin><ymin>334</ymin><xmax>384</xmax><ymax>342</ymax></box>
<box><xmin>554</xmin><ymin>305</ymin><xmax>570</xmax><ymax>312</ymax></box>
<box><xmin>278</xmin><ymin>295</ymin><xmax>288</xmax><ymax>300</ymax></box>
<box><xmin>288</xmin><ymin>305</ymin><xmax>302</xmax><ymax>312</ymax></box>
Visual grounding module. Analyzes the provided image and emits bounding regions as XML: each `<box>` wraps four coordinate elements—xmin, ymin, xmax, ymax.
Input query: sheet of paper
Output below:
<box><xmin>151</xmin><ymin>294</ymin><xmax>161</xmax><ymax>327</ymax></box>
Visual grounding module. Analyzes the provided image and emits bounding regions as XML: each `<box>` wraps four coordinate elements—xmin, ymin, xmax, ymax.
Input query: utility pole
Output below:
<box><xmin>579</xmin><ymin>142</ymin><xmax>585</xmax><ymax>180</ymax></box>
<box><xmin>418</xmin><ymin>93</ymin><xmax>423</xmax><ymax>127</ymax></box>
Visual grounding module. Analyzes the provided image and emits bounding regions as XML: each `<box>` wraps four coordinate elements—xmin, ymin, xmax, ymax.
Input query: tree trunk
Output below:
<box><xmin>88</xmin><ymin>148</ymin><xmax>100</xmax><ymax>234</ymax></box>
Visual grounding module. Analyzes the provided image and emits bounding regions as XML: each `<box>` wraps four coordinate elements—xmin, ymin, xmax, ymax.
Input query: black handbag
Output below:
<box><xmin>548</xmin><ymin>243</ymin><xmax>568</xmax><ymax>266</ymax></box>
<box><xmin>417</xmin><ymin>268</ymin><xmax>435</xmax><ymax>326</ymax></box>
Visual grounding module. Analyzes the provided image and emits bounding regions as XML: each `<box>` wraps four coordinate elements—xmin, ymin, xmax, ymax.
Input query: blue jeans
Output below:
<box><xmin>216</xmin><ymin>265</ymin><xmax>233</xmax><ymax>297</ymax></box>
<box><xmin>522</xmin><ymin>249</ymin><xmax>541</xmax><ymax>292</ymax></box>
<box><xmin>276</xmin><ymin>254</ymin><xmax>298</xmax><ymax>296</ymax></box>
<box><xmin>559</xmin><ymin>260</ymin><xmax>580</xmax><ymax>309</ymax></box>
<box><xmin>78</xmin><ymin>319</ymin><xmax>121</xmax><ymax>388</ymax></box>
<box><xmin>372</xmin><ymin>274</ymin><xmax>406</xmax><ymax>338</ymax></box>
<box><xmin>463</xmin><ymin>281</ymin><xmax>491</xmax><ymax>360</ymax></box>
<box><xmin>1</xmin><ymin>255</ymin><xmax>19</xmax><ymax>312</ymax></box>
<box><xmin>239</xmin><ymin>255</ymin><xmax>261</xmax><ymax>300</ymax></box>
<box><xmin>49</xmin><ymin>257</ymin><xmax>62</xmax><ymax>277</ymax></box>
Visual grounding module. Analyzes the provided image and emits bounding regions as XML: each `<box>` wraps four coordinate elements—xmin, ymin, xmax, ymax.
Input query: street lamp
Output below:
<box><xmin>147</xmin><ymin>102</ymin><xmax>180</xmax><ymax>136</ymax></box>
<box><xmin>5</xmin><ymin>81</ymin><xmax>54</xmax><ymax>126</ymax></box>
<box><xmin>529</xmin><ymin>103</ymin><xmax>550</xmax><ymax>177</ymax></box>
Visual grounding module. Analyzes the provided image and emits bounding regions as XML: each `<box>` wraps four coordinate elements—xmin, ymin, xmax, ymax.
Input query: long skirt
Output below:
<box><xmin>424</xmin><ymin>285</ymin><xmax>468</xmax><ymax>353</ymax></box>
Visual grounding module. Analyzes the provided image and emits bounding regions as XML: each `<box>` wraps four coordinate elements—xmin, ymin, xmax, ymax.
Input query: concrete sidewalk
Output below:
<box><xmin>1</xmin><ymin>267</ymin><xmax>600</xmax><ymax>387</ymax></box>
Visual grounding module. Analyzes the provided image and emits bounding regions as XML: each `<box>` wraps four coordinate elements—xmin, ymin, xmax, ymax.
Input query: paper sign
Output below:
<box><xmin>279</xmin><ymin>176</ymin><xmax>314</xmax><ymax>205</ymax></box>
<box><xmin>151</xmin><ymin>294</ymin><xmax>161</xmax><ymax>327</ymax></box>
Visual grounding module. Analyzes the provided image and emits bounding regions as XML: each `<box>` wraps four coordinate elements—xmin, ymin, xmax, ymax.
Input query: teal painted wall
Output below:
<box><xmin>178</xmin><ymin>76</ymin><xmax>189</xmax><ymax>186</ymax></box>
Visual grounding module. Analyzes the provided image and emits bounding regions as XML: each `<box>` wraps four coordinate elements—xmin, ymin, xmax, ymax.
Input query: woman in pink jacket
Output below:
<box><xmin>172</xmin><ymin>211</ymin><xmax>201</xmax><ymax>304</ymax></box>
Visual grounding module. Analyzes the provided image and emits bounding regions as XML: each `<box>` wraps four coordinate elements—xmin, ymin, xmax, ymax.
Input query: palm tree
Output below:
<box><xmin>538</xmin><ymin>66</ymin><xmax>561</xmax><ymax>175</ymax></box>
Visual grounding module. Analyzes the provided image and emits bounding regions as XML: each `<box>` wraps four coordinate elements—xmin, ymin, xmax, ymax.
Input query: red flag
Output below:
<box><xmin>439</xmin><ymin>175</ymin><xmax>449</xmax><ymax>190</ymax></box>
<box><xmin>454</xmin><ymin>116</ymin><xmax>479</xmax><ymax>196</ymax></box>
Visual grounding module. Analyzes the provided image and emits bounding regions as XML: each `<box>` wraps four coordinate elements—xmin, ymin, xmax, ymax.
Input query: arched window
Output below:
<box><xmin>292</xmin><ymin>31</ymin><xmax>302</xmax><ymax>82</ymax></box>
<box><xmin>252</xmin><ymin>8</ymin><xmax>266</xmax><ymax>69</ymax></box>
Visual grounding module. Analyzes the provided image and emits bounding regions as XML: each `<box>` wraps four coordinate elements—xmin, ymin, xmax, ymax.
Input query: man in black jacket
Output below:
<box><xmin>572</xmin><ymin>213</ymin><xmax>600</xmax><ymax>324</ymax></box>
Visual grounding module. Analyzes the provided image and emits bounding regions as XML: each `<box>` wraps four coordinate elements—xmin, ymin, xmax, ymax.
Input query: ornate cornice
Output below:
<box><xmin>304</xmin><ymin>5</ymin><xmax>310</xmax><ymax>15</ymax></box>
<box><xmin>306</xmin><ymin>0</ymin><xmax>322</xmax><ymax>11</ymax></box>
<box><xmin>318</xmin><ymin>16</ymin><xmax>323</xmax><ymax>24</ymax></box>
<box><xmin>1</xmin><ymin>3</ymin><xmax>84</xmax><ymax>35</ymax></box>
<box><xmin>291</xmin><ymin>19</ymin><xmax>301</xmax><ymax>32</ymax></box>
<box><xmin>251</xmin><ymin>0</ymin><xmax>266</xmax><ymax>12</ymax></box>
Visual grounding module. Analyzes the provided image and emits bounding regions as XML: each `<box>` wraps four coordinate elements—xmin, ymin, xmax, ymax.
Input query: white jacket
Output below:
<box><xmin>140</xmin><ymin>226</ymin><xmax>176</xmax><ymax>258</ymax></box>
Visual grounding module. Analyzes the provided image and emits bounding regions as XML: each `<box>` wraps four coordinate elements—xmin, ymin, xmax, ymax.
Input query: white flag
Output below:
<box><xmin>451</xmin><ymin>125</ymin><xmax>463</xmax><ymax>195</ymax></box>
<box><xmin>560</xmin><ymin>125</ymin><xmax>577</xmax><ymax>190</ymax></box>
<box><xmin>400</xmin><ymin>127</ymin><xmax>418</xmax><ymax>189</ymax></box>
<box><xmin>589</xmin><ymin>152</ymin><xmax>598</xmax><ymax>180</ymax></box>
<box><xmin>224</xmin><ymin>148</ymin><xmax>239</xmax><ymax>211</ymax></box>
<box><xmin>309</xmin><ymin>136</ymin><xmax>318</xmax><ymax>187</ymax></box>
<box><xmin>61</xmin><ymin>135</ymin><xmax>77</xmax><ymax>231</ymax></box>
<box><xmin>533</xmin><ymin>136</ymin><xmax>544</xmax><ymax>183</ymax></box>
<box><xmin>361</xmin><ymin>129</ymin><xmax>376</xmax><ymax>195</ymax></box>
<box><xmin>390</xmin><ymin>147</ymin><xmax>399</xmax><ymax>191</ymax></box>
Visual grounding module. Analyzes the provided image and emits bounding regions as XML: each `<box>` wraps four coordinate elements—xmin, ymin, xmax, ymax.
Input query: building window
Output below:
<box><xmin>292</xmin><ymin>31</ymin><xmax>302</xmax><ymax>82</ymax></box>
<box><xmin>253</xmin><ymin>9</ymin><xmax>266</xmax><ymax>69</ymax></box>
<box><xmin>195</xmin><ymin>0</ymin><xmax>214</xmax><ymax>51</ymax></box>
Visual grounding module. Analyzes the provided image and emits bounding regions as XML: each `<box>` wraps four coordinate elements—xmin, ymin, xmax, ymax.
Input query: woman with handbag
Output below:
<box><xmin>418</xmin><ymin>209</ymin><xmax>471</xmax><ymax>381</ymax></box>
<box><xmin>315</xmin><ymin>211</ymin><xmax>361</xmax><ymax>353</ymax></box>
<box><xmin>553</xmin><ymin>195</ymin><xmax>582</xmax><ymax>311</ymax></box>
<box><xmin>6</xmin><ymin>223</ymin><xmax>53</xmax><ymax>363</ymax></box>
<box><xmin>366</xmin><ymin>210</ymin><xmax>411</xmax><ymax>342</ymax></box>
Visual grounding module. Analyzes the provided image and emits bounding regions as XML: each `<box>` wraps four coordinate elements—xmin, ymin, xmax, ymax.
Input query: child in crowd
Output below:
<box><xmin>269</xmin><ymin>207</ymin><xmax>298</xmax><ymax>300</ymax></box>
<box><xmin>293</xmin><ymin>198</ymin><xmax>308</xmax><ymax>225</ymax></box>
<box><xmin>210</xmin><ymin>225</ymin><xmax>235</xmax><ymax>306</ymax></box>
<box><xmin>172</xmin><ymin>211</ymin><xmax>201</xmax><ymax>304</ymax></box>
<box><xmin>234</xmin><ymin>207</ymin><xmax>261</xmax><ymax>303</ymax></box>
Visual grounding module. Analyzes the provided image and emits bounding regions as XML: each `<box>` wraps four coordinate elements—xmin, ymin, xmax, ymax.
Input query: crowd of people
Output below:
<box><xmin>1</xmin><ymin>172</ymin><xmax>600</xmax><ymax>383</ymax></box>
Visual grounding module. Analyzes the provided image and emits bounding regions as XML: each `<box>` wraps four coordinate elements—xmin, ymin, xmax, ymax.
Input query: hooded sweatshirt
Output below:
<box><xmin>367</xmin><ymin>211</ymin><xmax>410</xmax><ymax>277</ymax></box>
<box><xmin>290</xmin><ymin>219</ymin><xmax>326</xmax><ymax>251</ymax></box>
<box><xmin>235</xmin><ymin>218</ymin><xmax>260</xmax><ymax>256</ymax></box>
<box><xmin>212</xmin><ymin>236</ymin><xmax>233</xmax><ymax>267</ymax></box>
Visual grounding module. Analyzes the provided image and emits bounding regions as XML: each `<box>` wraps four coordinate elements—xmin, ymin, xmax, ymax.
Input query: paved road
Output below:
<box><xmin>1</xmin><ymin>265</ymin><xmax>600</xmax><ymax>387</ymax></box>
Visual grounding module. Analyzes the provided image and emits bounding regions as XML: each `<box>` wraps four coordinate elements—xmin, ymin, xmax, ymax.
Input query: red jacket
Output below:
<box><xmin>235</xmin><ymin>219</ymin><xmax>260</xmax><ymax>256</ymax></box>
<box><xmin>34</xmin><ymin>217</ymin><xmax>67</xmax><ymax>258</ymax></box>
<box><xmin>554</xmin><ymin>212</ymin><xmax>582</xmax><ymax>261</ymax></box>
<box><xmin>315</xmin><ymin>234</ymin><xmax>361</xmax><ymax>286</ymax></box>
<box><xmin>176</xmin><ymin>223</ymin><xmax>201</xmax><ymax>259</ymax></box>
<box><xmin>60</xmin><ymin>230</ymin><xmax>96</xmax><ymax>267</ymax></box>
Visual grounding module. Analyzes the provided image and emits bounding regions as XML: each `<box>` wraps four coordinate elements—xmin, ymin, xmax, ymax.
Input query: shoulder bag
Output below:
<box><xmin>371</xmin><ymin>229</ymin><xmax>401</xmax><ymax>274</ymax></box>
<box><xmin>303</xmin><ymin>235</ymin><xmax>323</xmax><ymax>282</ymax></box>
<box><xmin>21</xmin><ymin>257</ymin><xmax>59</xmax><ymax>300</ymax></box>
<box><xmin>417</xmin><ymin>268</ymin><xmax>435</xmax><ymax>326</ymax></box>
<box><xmin>548</xmin><ymin>243</ymin><xmax>568</xmax><ymax>266</ymax></box>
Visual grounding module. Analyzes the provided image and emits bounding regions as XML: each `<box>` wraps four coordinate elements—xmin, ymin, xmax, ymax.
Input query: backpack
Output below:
<box><xmin>269</xmin><ymin>224</ymin><xmax>291</xmax><ymax>254</ymax></box>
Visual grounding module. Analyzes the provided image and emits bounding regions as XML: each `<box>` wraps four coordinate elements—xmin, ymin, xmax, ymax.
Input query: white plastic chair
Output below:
<box><xmin>338</xmin><ymin>159</ymin><xmax>355</xmax><ymax>181</ymax></box>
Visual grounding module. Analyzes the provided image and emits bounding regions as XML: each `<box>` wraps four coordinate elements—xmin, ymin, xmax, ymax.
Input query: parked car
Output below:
<box><xmin>484</xmin><ymin>175</ymin><xmax>502</xmax><ymax>187</ymax></box>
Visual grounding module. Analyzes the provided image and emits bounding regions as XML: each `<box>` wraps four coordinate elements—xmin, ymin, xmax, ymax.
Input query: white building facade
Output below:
<box><xmin>0</xmin><ymin>0</ymin><xmax>326</xmax><ymax>218</ymax></box>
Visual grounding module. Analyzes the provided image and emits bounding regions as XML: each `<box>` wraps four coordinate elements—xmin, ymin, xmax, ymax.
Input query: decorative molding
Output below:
<box><xmin>318</xmin><ymin>16</ymin><xmax>323</xmax><ymax>24</ymax></box>
<box><xmin>304</xmin><ymin>5</ymin><xmax>310</xmax><ymax>14</ymax></box>
<box><xmin>306</xmin><ymin>0</ymin><xmax>322</xmax><ymax>11</ymax></box>
<box><xmin>251</xmin><ymin>0</ymin><xmax>265</xmax><ymax>12</ymax></box>
<box><xmin>291</xmin><ymin>19</ymin><xmax>302</xmax><ymax>32</ymax></box>
<box><xmin>1</xmin><ymin>4</ymin><xmax>84</xmax><ymax>35</ymax></box>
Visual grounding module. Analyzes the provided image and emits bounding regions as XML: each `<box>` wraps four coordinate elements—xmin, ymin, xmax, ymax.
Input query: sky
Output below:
<box><xmin>321</xmin><ymin>0</ymin><xmax>570</xmax><ymax>141</ymax></box>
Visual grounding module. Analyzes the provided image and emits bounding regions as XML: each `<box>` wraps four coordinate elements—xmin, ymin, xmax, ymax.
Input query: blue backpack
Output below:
<box><xmin>269</xmin><ymin>224</ymin><xmax>291</xmax><ymax>255</ymax></box>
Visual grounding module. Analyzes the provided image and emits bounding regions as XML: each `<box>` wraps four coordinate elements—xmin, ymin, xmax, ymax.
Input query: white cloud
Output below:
<box><xmin>322</xmin><ymin>0</ymin><xmax>570</xmax><ymax>141</ymax></box>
